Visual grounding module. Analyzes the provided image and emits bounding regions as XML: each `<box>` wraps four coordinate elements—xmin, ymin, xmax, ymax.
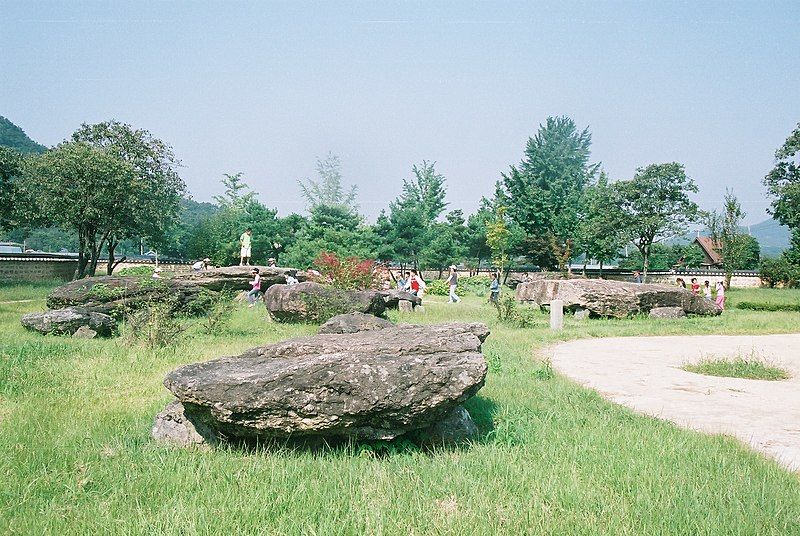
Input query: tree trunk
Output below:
<box><xmin>77</xmin><ymin>230</ymin><xmax>88</xmax><ymax>279</ymax></box>
<box><xmin>106</xmin><ymin>237</ymin><xmax>118</xmax><ymax>275</ymax></box>
<box><xmin>599</xmin><ymin>259</ymin><xmax>604</xmax><ymax>278</ymax></box>
<box><xmin>642</xmin><ymin>250</ymin><xmax>650</xmax><ymax>283</ymax></box>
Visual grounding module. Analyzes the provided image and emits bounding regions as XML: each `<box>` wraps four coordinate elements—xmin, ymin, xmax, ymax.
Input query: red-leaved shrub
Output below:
<box><xmin>313</xmin><ymin>251</ymin><xmax>377</xmax><ymax>290</ymax></box>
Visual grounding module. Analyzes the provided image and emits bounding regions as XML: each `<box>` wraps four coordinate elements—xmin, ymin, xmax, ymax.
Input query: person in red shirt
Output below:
<box><xmin>404</xmin><ymin>270</ymin><xmax>427</xmax><ymax>297</ymax></box>
<box><xmin>690</xmin><ymin>277</ymin><xmax>700</xmax><ymax>295</ymax></box>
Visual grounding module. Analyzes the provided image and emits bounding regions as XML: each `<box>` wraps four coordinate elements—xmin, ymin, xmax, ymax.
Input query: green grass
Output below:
<box><xmin>727</xmin><ymin>287</ymin><xmax>800</xmax><ymax>308</ymax></box>
<box><xmin>2</xmin><ymin>283</ymin><xmax>800</xmax><ymax>534</ymax></box>
<box><xmin>683</xmin><ymin>353</ymin><xmax>791</xmax><ymax>381</ymax></box>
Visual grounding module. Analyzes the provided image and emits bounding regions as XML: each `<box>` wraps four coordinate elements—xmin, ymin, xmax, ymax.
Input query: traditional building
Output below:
<box><xmin>694</xmin><ymin>236</ymin><xmax>723</xmax><ymax>267</ymax></box>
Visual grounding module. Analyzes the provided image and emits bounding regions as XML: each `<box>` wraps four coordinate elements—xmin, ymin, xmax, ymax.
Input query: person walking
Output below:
<box><xmin>489</xmin><ymin>272</ymin><xmax>500</xmax><ymax>303</ymax></box>
<box><xmin>247</xmin><ymin>267</ymin><xmax>262</xmax><ymax>307</ymax></box>
<box><xmin>715</xmin><ymin>281</ymin><xmax>726</xmax><ymax>311</ymax></box>
<box><xmin>446</xmin><ymin>265</ymin><xmax>461</xmax><ymax>303</ymax></box>
<box><xmin>239</xmin><ymin>228</ymin><xmax>253</xmax><ymax>266</ymax></box>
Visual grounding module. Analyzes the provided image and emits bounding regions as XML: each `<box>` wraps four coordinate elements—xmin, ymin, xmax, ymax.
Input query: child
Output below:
<box><xmin>703</xmin><ymin>280</ymin><xmax>712</xmax><ymax>299</ymax></box>
<box><xmin>247</xmin><ymin>267</ymin><xmax>261</xmax><ymax>307</ymax></box>
<box><xmin>405</xmin><ymin>270</ymin><xmax>427</xmax><ymax>297</ymax></box>
<box><xmin>239</xmin><ymin>228</ymin><xmax>253</xmax><ymax>266</ymax></box>
<box><xmin>285</xmin><ymin>270</ymin><xmax>299</xmax><ymax>285</ymax></box>
<box><xmin>715</xmin><ymin>281</ymin><xmax>726</xmax><ymax>311</ymax></box>
<box><xmin>489</xmin><ymin>272</ymin><xmax>500</xmax><ymax>303</ymax></box>
<box><xmin>690</xmin><ymin>277</ymin><xmax>700</xmax><ymax>295</ymax></box>
<box><xmin>396</xmin><ymin>272</ymin><xmax>407</xmax><ymax>291</ymax></box>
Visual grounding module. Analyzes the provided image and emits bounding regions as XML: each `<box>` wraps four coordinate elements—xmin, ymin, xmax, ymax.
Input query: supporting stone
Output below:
<box><xmin>550</xmin><ymin>299</ymin><xmax>564</xmax><ymax>331</ymax></box>
<box><xmin>398</xmin><ymin>300</ymin><xmax>413</xmax><ymax>313</ymax></box>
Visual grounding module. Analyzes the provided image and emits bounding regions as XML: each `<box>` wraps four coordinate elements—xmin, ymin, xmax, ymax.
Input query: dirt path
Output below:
<box><xmin>547</xmin><ymin>334</ymin><xmax>800</xmax><ymax>471</ymax></box>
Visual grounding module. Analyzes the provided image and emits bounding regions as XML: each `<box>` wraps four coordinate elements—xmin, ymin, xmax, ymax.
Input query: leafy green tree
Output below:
<box><xmin>71</xmin><ymin>121</ymin><xmax>186</xmax><ymax>274</ymax></box>
<box><xmin>23</xmin><ymin>141</ymin><xmax>135</xmax><ymax>277</ymax></box>
<box><xmin>764</xmin><ymin>123</ymin><xmax>800</xmax><ymax>266</ymax></box>
<box><xmin>616</xmin><ymin>163</ymin><xmax>700</xmax><ymax>281</ymax></box>
<box><xmin>420</xmin><ymin>210</ymin><xmax>468</xmax><ymax>276</ymax></box>
<box><xmin>465</xmin><ymin>203</ymin><xmax>492</xmax><ymax>271</ymax></box>
<box><xmin>213</xmin><ymin>172</ymin><xmax>256</xmax><ymax>211</ymax></box>
<box><xmin>0</xmin><ymin>147</ymin><xmax>24</xmax><ymax>230</ymax></box>
<box><xmin>486</xmin><ymin>206</ymin><xmax>512</xmax><ymax>275</ymax></box>
<box><xmin>502</xmin><ymin>116</ymin><xmax>597</xmax><ymax>270</ymax></box>
<box><xmin>400</xmin><ymin>161</ymin><xmax>448</xmax><ymax>223</ymax></box>
<box><xmin>298</xmin><ymin>153</ymin><xmax>357</xmax><ymax>212</ymax></box>
<box><xmin>706</xmin><ymin>190</ymin><xmax>760</xmax><ymax>287</ymax></box>
<box><xmin>577</xmin><ymin>172</ymin><xmax>626</xmax><ymax>275</ymax></box>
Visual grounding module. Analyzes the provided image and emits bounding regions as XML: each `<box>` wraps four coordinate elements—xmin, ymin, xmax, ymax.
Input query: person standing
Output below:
<box><xmin>703</xmin><ymin>280</ymin><xmax>712</xmax><ymax>299</ymax></box>
<box><xmin>446</xmin><ymin>265</ymin><xmax>461</xmax><ymax>303</ymax></box>
<box><xmin>715</xmin><ymin>281</ymin><xmax>726</xmax><ymax>311</ymax></box>
<box><xmin>489</xmin><ymin>272</ymin><xmax>500</xmax><ymax>303</ymax></box>
<box><xmin>690</xmin><ymin>278</ymin><xmax>700</xmax><ymax>295</ymax></box>
<box><xmin>632</xmin><ymin>270</ymin><xmax>642</xmax><ymax>284</ymax></box>
<box><xmin>239</xmin><ymin>228</ymin><xmax>253</xmax><ymax>266</ymax></box>
<box><xmin>247</xmin><ymin>267</ymin><xmax>262</xmax><ymax>307</ymax></box>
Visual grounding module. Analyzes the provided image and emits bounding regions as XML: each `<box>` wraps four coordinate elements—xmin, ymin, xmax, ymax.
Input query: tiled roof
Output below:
<box><xmin>694</xmin><ymin>236</ymin><xmax>723</xmax><ymax>265</ymax></box>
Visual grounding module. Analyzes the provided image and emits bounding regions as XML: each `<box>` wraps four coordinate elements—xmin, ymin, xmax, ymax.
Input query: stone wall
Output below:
<box><xmin>0</xmin><ymin>254</ymin><xmax>78</xmax><ymax>283</ymax></box>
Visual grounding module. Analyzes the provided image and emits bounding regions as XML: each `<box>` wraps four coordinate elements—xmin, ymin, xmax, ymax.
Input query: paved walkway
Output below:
<box><xmin>547</xmin><ymin>334</ymin><xmax>800</xmax><ymax>471</ymax></box>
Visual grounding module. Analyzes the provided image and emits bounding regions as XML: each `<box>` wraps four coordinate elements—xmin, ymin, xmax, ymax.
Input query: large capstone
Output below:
<box><xmin>263</xmin><ymin>281</ymin><xmax>386</xmax><ymax>323</ymax></box>
<box><xmin>515</xmin><ymin>279</ymin><xmax>720</xmax><ymax>318</ymax></box>
<box><xmin>45</xmin><ymin>266</ymin><xmax>306</xmax><ymax>318</ymax></box>
<box><xmin>317</xmin><ymin>312</ymin><xmax>394</xmax><ymax>334</ymax></box>
<box><xmin>157</xmin><ymin>322</ymin><xmax>489</xmax><ymax>443</ymax></box>
<box><xmin>21</xmin><ymin>307</ymin><xmax>116</xmax><ymax>336</ymax></box>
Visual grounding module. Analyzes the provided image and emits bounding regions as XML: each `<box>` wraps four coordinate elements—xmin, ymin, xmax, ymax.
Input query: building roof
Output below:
<box><xmin>694</xmin><ymin>236</ymin><xmax>723</xmax><ymax>265</ymax></box>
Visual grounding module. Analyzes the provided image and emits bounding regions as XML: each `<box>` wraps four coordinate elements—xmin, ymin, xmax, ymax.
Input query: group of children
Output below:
<box><xmin>393</xmin><ymin>267</ymin><xmax>502</xmax><ymax>304</ymax></box>
<box><xmin>676</xmin><ymin>277</ymin><xmax>726</xmax><ymax>310</ymax></box>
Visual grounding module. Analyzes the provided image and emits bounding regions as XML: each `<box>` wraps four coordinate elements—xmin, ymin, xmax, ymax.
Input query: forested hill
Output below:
<box><xmin>750</xmin><ymin>218</ymin><xmax>792</xmax><ymax>257</ymax></box>
<box><xmin>0</xmin><ymin>116</ymin><xmax>47</xmax><ymax>153</ymax></box>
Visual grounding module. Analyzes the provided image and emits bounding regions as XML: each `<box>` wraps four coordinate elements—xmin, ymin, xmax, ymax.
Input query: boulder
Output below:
<box><xmin>45</xmin><ymin>266</ymin><xmax>307</xmax><ymax>318</ymax></box>
<box><xmin>378</xmin><ymin>290</ymin><xmax>422</xmax><ymax>309</ymax></box>
<box><xmin>72</xmin><ymin>325</ymin><xmax>98</xmax><ymax>339</ymax></box>
<box><xmin>151</xmin><ymin>400</ymin><xmax>216</xmax><ymax>448</ymax></box>
<box><xmin>263</xmin><ymin>281</ymin><xmax>386</xmax><ymax>323</ymax></box>
<box><xmin>317</xmin><ymin>312</ymin><xmax>394</xmax><ymax>334</ymax></box>
<box><xmin>418</xmin><ymin>406</ymin><xmax>479</xmax><ymax>445</ymax></box>
<box><xmin>516</xmin><ymin>279</ymin><xmax>720</xmax><ymax>318</ymax></box>
<box><xmin>21</xmin><ymin>307</ymin><xmax>116</xmax><ymax>336</ymax></box>
<box><xmin>649</xmin><ymin>306</ymin><xmax>687</xmax><ymax>319</ymax></box>
<box><xmin>158</xmin><ymin>322</ymin><xmax>490</xmax><ymax>443</ymax></box>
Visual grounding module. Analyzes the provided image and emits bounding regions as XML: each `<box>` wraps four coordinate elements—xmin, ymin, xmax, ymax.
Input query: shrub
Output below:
<box><xmin>735</xmin><ymin>301</ymin><xmax>800</xmax><ymax>312</ymax></box>
<box><xmin>125</xmin><ymin>298</ymin><xmax>187</xmax><ymax>349</ymax></box>
<box><xmin>199</xmin><ymin>290</ymin><xmax>236</xmax><ymax>334</ymax></box>
<box><xmin>493</xmin><ymin>294</ymin><xmax>539</xmax><ymax>328</ymax></box>
<box><xmin>426</xmin><ymin>279</ymin><xmax>449</xmax><ymax>296</ymax></box>
<box><xmin>313</xmin><ymin>251</ymin><xmax>376</xmax><ymax>290</ymax></box>
<box><xmin>117</xmin><ymin>265</ymin><xmax>155</xmax><ymax>277</ymax></box>
<box><xmin>759</xmin><ymin>257</ymin><xmax>799</xmax><ymax>288</ymax></box>
<box><xmin>426</xmin><ymin>275</ymin><xmax>492</xmax><ymax>297</ymax></box>
<box><xmin>682</xmin><ymin>352</ymin><xmax>790</xmax><ymax>380</ymax></box>
<box><xmin>300</xmin><ymin>292</ymin><xmax>360</xmax><ymax>324</ymax></box>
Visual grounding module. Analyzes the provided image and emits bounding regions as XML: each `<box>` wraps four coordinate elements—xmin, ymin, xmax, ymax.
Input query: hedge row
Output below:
<box><xmin>735</xmin><ymin>301</ymin><xmax>800</xmax><ymax>312</ymax></box>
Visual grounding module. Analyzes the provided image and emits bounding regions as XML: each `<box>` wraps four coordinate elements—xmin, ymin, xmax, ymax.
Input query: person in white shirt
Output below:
<box><xmin>446</xmin><ymin>265</ymin><xmax>460</xmax><ymax>303</ymax></box>
<box><xmin>192</xmin><ymin>257</ymin><xmax>211</xmax><ymax>271</ymax></box>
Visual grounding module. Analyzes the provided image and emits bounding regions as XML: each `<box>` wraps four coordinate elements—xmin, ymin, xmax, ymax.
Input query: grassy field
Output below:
<box><xmin>1</xmin><ymin>283</ymin><xmax>799</xmax><ymax>535</ymax></box>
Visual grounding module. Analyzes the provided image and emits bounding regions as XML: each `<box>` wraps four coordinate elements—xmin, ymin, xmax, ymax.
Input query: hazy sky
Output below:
<box><xmin>2</xmin><ymin>1</ymin><xmax>798</xmax><ymax>224</ymax></box>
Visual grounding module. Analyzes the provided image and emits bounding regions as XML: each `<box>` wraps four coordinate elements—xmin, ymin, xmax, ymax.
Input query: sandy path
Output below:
<box><xmin>547</xmin><ymin>334</ymin><xmax>800</xmax><ymax>471</ymax></box>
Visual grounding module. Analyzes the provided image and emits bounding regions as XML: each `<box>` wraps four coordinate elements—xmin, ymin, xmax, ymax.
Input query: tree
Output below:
<box><xmin>0</xmin><ymin>147</ymin><xmax>24</xmax><ymax>230</ymax></box>
<box><xmin>213</xmin><ymin>172</ymin><xmax>256</xmax><ymax>211</ymax></box>
<box><xmin>616</xmin><ymin>163</ymin><xmax>700</xmax><ymax>281</ymax></box>
<box><xmin>400</xmin><ymin>161</ymin><xmax>447</xmax><ymax>223</ymax></box>
<box><xmin>465</xmin><ymin>203</ymin><xmax>492</xmax><ymax>272</ymax></box>
<box><xmin>706</xmin><ymin>190</ymin><xmax>759</xmax><ymax>288</ymax></box>
<box><xmin>298</xmin><ymin>153</ymin><xmax>357</xmax><ymax>212</ymax></box>
<box><xmin>764</xmin><ymin>123</ymin><xmax>800</xmax><ymax>265</ymax></box>
<box><xmin>420</xmin><ymin>210</ymin><xmax>468</xmax><ymax>276</ymax></box>
<box><xmin>71</xmin><ymin>121</ymin><xmax>186</xmax><ymax>274</ymax></box>
<box><xmin>0</xmin><ymin>116</ymin><xmax>47</xmax><ymax>154</ymax></box>
<box><xmin>502</xmin><ymin>116</ymin><xmax>597</xmax><ymax>271</ymax></box>
<box><xmin>577</xmin><ymin>172</ymin><xmax>626</xmax><ymax>276</ymax></box>
<box><xmin>486</xmin><ymin>206</ymin><xmax>512</xmax><ymax>275</ymax></box>
<box><xmin>23</xmin><ymin>141</ymin><xmax>135</xmax><ymax>277</ymax></box>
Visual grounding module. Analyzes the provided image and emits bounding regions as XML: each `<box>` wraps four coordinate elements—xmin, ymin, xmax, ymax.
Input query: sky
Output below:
<box><xmin>2</xmin><ymin>1</ymin><xmax>798</xmax><ymax>225</ymax></box>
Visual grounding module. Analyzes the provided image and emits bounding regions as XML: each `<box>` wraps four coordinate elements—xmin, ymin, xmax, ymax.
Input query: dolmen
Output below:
<box><xmin>24</xmin><ymin>266</ymin><xmax>308</xmax><ymax>335</ymax></box>
<box><xmin>152</xmin><ymin>322</ymin><xmax>490</xmax><ymax>447</ymax></box>
<box><xmin>516</xmin><ymin>278</ymin><xmax>720</xmax><ymax>318</ymax></box>
<box><xmin>21</xmin><ymin>307</ymin><xmax>116</xmax><ymax>337</ymax></box>
<box><xmin>264</xmin><ymin>281</ymin><xmax>386</xmax><ymax>322</ymax></box>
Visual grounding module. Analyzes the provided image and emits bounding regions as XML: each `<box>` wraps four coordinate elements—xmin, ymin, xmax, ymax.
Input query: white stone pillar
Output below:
<box><xmin>550</xmin><ymin>299</ymin><xmax>564</xmax><ymax>331</ymax></box>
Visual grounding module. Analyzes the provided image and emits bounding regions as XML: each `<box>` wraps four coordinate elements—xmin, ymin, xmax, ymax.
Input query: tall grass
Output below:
<box><xmin>1</xmin><ymin>283</ymin><xmax>799</xmax><ymax>534</ymax></box>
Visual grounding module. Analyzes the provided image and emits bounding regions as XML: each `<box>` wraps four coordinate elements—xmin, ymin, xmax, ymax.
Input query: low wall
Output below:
<box><xmin>111</xmin><ymin>260</ymin><xmax>192</xmax><ymax>274</ymax></box>
<box><xmin>0</xmin><ymin>253</ymin><xmax>78</xmax><ymax>283</ymax></box>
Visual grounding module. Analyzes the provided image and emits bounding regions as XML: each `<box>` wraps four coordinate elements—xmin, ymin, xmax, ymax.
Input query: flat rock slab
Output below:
<box><xmin>45</xmin><ymin>266</ymin><xmax>306</xmax><ymax>317</ymax></box>
<box><xmin>318</xmin><ymin>312</ymin><xmax>394</xmax><ymax>334</ymax></box>
<box><xmin>649</xmin><ymin>306</ymin><xmax>687</xmax><ymax>319</ymax></box>
<box><xmin>160</xmin><ymin>322</ymin><xmax>489</xmax><ymax>442</ymax></box>
<box><xmin>264</xmin><ymin>281</ymin><xmax>386</xmax><ymax>323</ymax></box>
<box><xmin>516</xmin><ymin>279</ymin><xmax>720</xmax><ymax>317</ymax></box>
<box><xmin>379</xmin><ymin>290</ymin><xmax>422</xmax><ymax>309</ymax></box>
<box><xmin>21</xmin><ymin>307</ymin><xmax>116</xmax><ymax>336</ymax></box>
<box><xmin>548</xmin><ymin>334</ymin><xmax>800</xmax><ymax>470</ymax></box>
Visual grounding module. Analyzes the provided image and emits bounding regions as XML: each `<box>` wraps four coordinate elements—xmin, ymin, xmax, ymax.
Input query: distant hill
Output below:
<box><xmin>748</xmin><ymin>218</ymin><xmax>791</xmax><ymax>258</ymax></box>
<box><xmin>0</xmin><ymin>116</ymin><xmax>47</xmax><ymax>154</ymax></box>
